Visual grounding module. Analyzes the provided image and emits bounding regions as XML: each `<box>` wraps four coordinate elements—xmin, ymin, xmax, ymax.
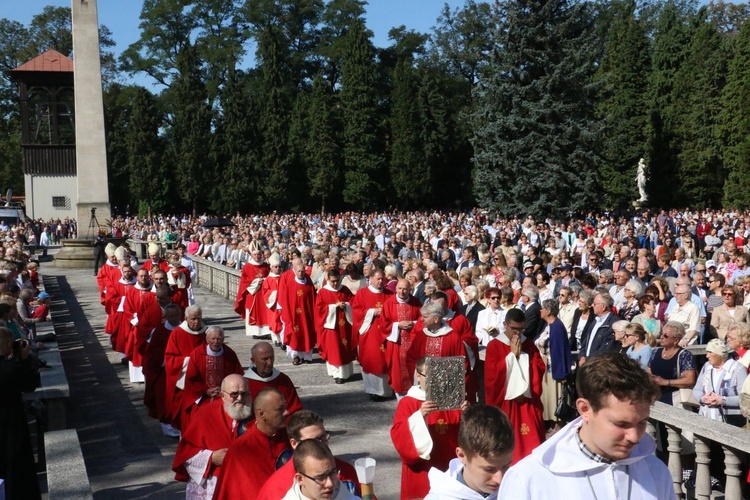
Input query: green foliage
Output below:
<box><xmin>472</xmin><ymin>0</ymin><xmax>602</xmax><ymax>216</ymax></box>
<box><xmin>340</xmin><ymin>18</ymin><xmax>385</xmax><ymax>209</ymax></box>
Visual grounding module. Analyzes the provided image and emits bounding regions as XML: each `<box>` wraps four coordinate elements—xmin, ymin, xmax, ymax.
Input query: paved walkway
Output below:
<box><xmin>43</xmin><ymin>265</ymin><xmax>401</xmax><ymax>499</ymax></box>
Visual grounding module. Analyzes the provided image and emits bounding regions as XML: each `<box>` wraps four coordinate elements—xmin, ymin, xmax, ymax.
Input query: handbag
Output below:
<box><xmin>555</xmin><ymin>381</ymin><xmax>578</xmax><ymax>422</ymax></box>
<box><xmin>671</xmin><ymin>349</ymin><xmax>699</xmax><ymax>409</ymax></box>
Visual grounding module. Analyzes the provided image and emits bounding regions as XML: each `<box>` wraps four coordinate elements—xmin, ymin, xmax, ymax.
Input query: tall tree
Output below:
<box><xmin>673</xmin><ymin>7</ymin><xmax>726</xmax><ymax>207</ymax></box>
<box><xmin>646</xmin><ymin>1</ymin><xmax>692</xmax><ymax>206</ymax></box>
<box><xmin>304</xmin><ymin>74</ymin><xmax>342</xmax><ymax>213</ymax></box>
<box><xmin>721</xmin><ymin>16</ymin><xmax>750</xmax><ymax>209</ymax></box>
<box><xmin>595</xmin><ymin>0</ymin><xmax>651</xmax><ymax>207</ymax></box>
<box><xmin>340</xmin><ymin>17</ymin><xmax>384</xmax><ymax>209</ymax></box>
<box><xmin>472</xmin><ymin>0</ymin><xmax>601</xmax><ymax>215</ymax></box>
<box><xmin>170</xmin><ymin>46</ymin><xmax>212</xmax><ymax>214</ymax></box>
<box><xmin>125</xmin><ymin>86</ymin><xmax>168</xmax><ymax>215</ymax></box>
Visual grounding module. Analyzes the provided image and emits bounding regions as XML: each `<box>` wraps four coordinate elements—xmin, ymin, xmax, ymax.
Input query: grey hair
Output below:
<box><xmin>464</xmin><ymin>285</ymin><xmax>478</xmax><ymax>302</ymax></box>
<box><xmin>522</xmin><ymin>285</ymin><xmax>539</xmax><ymax>302</ymax></box>
<box><xmin>421</xmin><ymin>302</ymin><xmax>444</xmax><ymax>318</ymax></box>
<box><xmin>185</xmin><ymin>305</ymin><xmax>202</xmax><ymax>317</ymax></box>
<box><xmin>663</xmin><ymin>321</ymin><xmax>686</xmax><ymax>339</ymax></box>
<box><xmin>541</xmin><ymin>298</ymin><xmax>558</xmax><ymax>316</ymax></box>
<box><xmin>205</xmin><ymin>325</ymin><xmax>224</xmax><ymax>337</ymax></box>
<box><xmin>595</xmin><ymin>292</ymin><xmax>614</xmax><ymax>309</ymax></box>
<box><xmin>625</xmin><ymin>280</ymin><xmax>643</xmax><ymax>296</ymax></box>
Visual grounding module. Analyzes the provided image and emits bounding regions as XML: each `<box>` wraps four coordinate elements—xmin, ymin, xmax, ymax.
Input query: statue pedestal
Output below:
<box><xmin>52</xmin><ymin>239</ymin><xmax>96</xmax><ymax>269</ymax></box>
<box><xmin>632</xmin><ymin>200</ymin><xmax>647</xmax><ymax>209</ymax></box>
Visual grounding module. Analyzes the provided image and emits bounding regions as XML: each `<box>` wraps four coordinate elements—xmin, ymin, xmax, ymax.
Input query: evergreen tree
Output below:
<box><xmin>472</xmin><ymin>0</ymin><xmax>601</xmax><ymax>216</ymax></box>
<box><xmin>304</xmin><ymin>74</ymin><xmax>342</xmax><ymax>213</ymax></box>
<box><xmin>673</xmin><ymin>8</ymin><xmax>726</xmax><ymax>207</ymax></box>
<box><xmin>340</xmin><ymin>17</ymin><xmax>384</xmax><ymax>209</ymax></box>
<box><xmin>125</xmin><ymin>86</ymin><xmax>168</xmax><ymax>216</ymax></box>
<box><xmin>170</xmin><ymin>46</ymin><xmax>213</xmax><ymax>215</ymax></box>
<box><xmin>595</xmin><ymin>0</ymin><xmax>651</xmax><ymax>208</ymax></box>
<box><xmin>214</xmin><ymin>69</ymin><xmax>261</xmax><ymax>213</ymax></box>
<box><xmin>721</xmin><ymin>17</ymin><xmax>750</xmax><ymax>209</ymax></box>
<box><xmin>646</xmin><ymin>1</ymin><xmax>692</xmax><ymax>206</ymax></box>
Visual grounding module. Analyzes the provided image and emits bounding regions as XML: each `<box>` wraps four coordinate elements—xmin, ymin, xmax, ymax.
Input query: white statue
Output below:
<box><xmin>636</xmin><ymin>158</ymin><xmax>648</xmax><ymax>203</ymax></box>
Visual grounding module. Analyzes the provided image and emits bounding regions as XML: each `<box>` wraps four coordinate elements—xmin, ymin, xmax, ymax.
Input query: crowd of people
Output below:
<box><xmin>88</xmin><ymin>206</ymin><xmax>750</xmax><ymax>499</ymax></box>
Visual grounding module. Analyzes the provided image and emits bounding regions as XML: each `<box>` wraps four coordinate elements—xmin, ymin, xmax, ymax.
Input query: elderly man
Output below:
<box><xmin>518</xmin><ymin>285</ymin><xmax>543</xmax><ymax>341</ymax></box>
<box><xmin>233</xmin><ymin>241</ymin><xmax>270</xmax><ymax>338</ymax></box>
<box><xmin>382</xmin><ymin>278</ymin><xmax>423</xmax><ymax>397</ymax></box>
<box><xmin>278</xmin><ymin>258</ymin><xmax>317</xmax><ymax>364</ymax></box>
<box><xmin>579</xmin><ymin>292</ymin><xmax>618</xmax><ymax>365</ymax></box>
<box><xmin>96</xmin><ymin>242</ymin><xmax>119</xmax><ymax>302</ymax></box>
<box><xmin>164</xmin><ymin>305</ymin><xmax>208</xmax><ymax>431</ymax></box>
<box><xmin>142</xmin><ymin>242</ymin><xmax>170</xmax><ymax>274</ymax></box>
<box><xmin>484</xmin><ymin>308</ymin><xmax>545</xmax><ymax>464</ymax></box>
<box><xmin>172</xmin><ymin>374</ymin><xmax>253</xmax><ymax>500</ymax></box>
<box><xmin>122</xmin><ymin>268</ymin><xmax>155</xmax><ymax>383</ymax></box>
<box><xmin>315</xmin><ymin>269</ymin><xmax>356</xmax><ymax>384</ymax></box>
<box><xmin>667</xmin><ymin>284</ymin><xmax>702</xmax><ymax>346</ymax></box>
<box><xmin>213</xmin><ymin>388</ymin><xmax>292</xmax><ymax>499</ymax></box>
<box><xmin>182</xmin><ymin>326</ymin><xmax>244</xmax><ymax>430</ymax></box>
<box><xmin>351</xmin><ymin>268</ymin><xmax>393</xmax><ymax>401</ymax></box>
<box><xmin>261</xmin><ymin>253</ymin><xmax>284</xmax><ymax>347</ymax></box>
<box><xmin>257</xmin><ymin>411</ymin><xmax>360</xmax><ymax>500</ymax></box>
<box><xmin>244</xmin><ymin>341</ymin><xmax>303</xmax><ymax>416</ymax></box>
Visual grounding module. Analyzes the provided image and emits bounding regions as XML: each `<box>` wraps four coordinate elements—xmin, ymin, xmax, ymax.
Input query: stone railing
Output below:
<box><xmin>649</xmin><ymin>401</ymin><xmax>750</xmax><ymax>499</ymax></box>
<box><xmin>190</xmin><ymin>255</ymin><xmax>241</xmax><ymax>300</ymax></box>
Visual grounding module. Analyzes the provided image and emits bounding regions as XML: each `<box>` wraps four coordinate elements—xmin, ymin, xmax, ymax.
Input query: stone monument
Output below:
<box><xmin>54</xmin><ymin>0</ymin><xmax>111</xmax><ymax>268</ymax></box>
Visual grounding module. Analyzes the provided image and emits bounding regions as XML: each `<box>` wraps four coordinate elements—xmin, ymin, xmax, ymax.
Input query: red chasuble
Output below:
<box><xmin>167</xmin><ymin>265</ymin><xmax>191</xmax><ymax>313</ymax></box>
<box><xmin>351</xmin><ymin>287</ymin><xmax>392</xmax><ymax>375</ymax></box>
<box><xmin>278</xmin><ymin>275</ymin><xmax>317</xmax><ymax>353</ymax></box>
<box><xmin>381</xmin><ymin>295</ymin><xmax>423</xmax><ymax>394</ymax></box>
<box><xmin>244</xmin><ymin>368</ymin><xmax>304</xmax><ymax>416</ymax></box>
<box><xmin>390</xmin><ymin>386</ymin><xmax>461</xmax><ymax>500</ymax></box>
<box><xmin>314</xmin><ymin>284</ymin><xmax>356</xmax><ymax>366</ymax></box>
<box><xmin>172</xmin><ymin>398</ymin><xmax>245</xmax><ymax>482</ymax></box>
<box><xmin>164</xmin><ymin>321</ymin><xmax>207</xmax><ymax>430</ymax></box>
<box><xmin>129</xmin><ymin>290</ymin><xmax>162</xmax><ymax>368</ymax></box>
<box><xmin>233</xmin><ymin>260</ymin><xmax>270</xmax><ymax>328</ymax></box>
<box><xmin>96</xmin><ymin>261</ymin><xmax>120</xmax><ymax>304</ymax></box>
<box><xmin>107</xmin><ymin>278</ymin><xmax>135</xmax><ymax>354</ymax></box>
<box><xmin>143</xmin><ymin>320</ymin><xmax>175</xmax><ymax>421</ymax></box>
<box><xmin>257</xmin><ymin>457</ymin><xmax>360</xmax><ymax>500</ymax></box>
<box><xmin>181</xmin><ymin>344</ymin><xmax>244</xmax><ymax>431</ymax></box>
<box><xmin>444</xmin><ymin>311</ymin><xmax>479</xmax><ymax>402</ymax></box>
<box><xmin>261</xmin><ymin>273</ymin><xmax>282</xmax><ymax>334</ymax></box>
<box><xmin>212</xmin><ymin>424</ymin><xmax>292</xmax><ymax>500</ymax></box>
<box><xmin>405</xmin><ymin>321</ymin><xmax>469</xmax><ymax>384</ymax></box>
<box><xmin>484</xmin><ymin>335</ymin><xmax>545</xmax><ymax>464</ymax></box>
<box><xmin>142</xmin><ymin>258</ymin><xmax>170</xmax><ymax>274</ymax></box>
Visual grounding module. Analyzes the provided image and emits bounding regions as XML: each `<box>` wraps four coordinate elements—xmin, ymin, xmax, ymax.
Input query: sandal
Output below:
<box><xmin>292</xmin><ymin>356</ymin><xmax>301</xmax><ymax>366</ymax></box>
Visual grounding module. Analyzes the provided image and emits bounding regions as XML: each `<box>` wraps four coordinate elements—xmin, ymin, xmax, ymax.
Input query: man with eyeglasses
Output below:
<box><xmin>214</xmin><ymin>387</ymin><xmax>292</xmax><ymax>499</ymax></box>
<box><xmin>391</xmin><ymin>356</ymin><xmax>465</xmax><ymax>500</ymax></box>
<box><xmin>666</xmin><ymin>285</ymin><xmax>701</xmax><ymax>346</ymax></box>
<box><xmin>281</xmin><ymin>439</ymin><xmax>359</xmax><ymax>500</ymax></box>
<box><xmin>475</xmin><ymin>288</ymin><xmax>507</xmax><ymax>347</ymax></box>
<box><xmin>172</xmin><ymin>374</ymin><xmax>253</xmax><ymax>500</ymax></box>
<box><xmin>259</xmin><ymin>411</ymin><xmax>360</xmax><ymax>500</ymax></box>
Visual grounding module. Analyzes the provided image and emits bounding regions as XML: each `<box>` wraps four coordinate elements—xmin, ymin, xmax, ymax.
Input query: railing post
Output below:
<box><xmin>694</xmin><ymin>435</ymin><xmax>711</xmax><ymax>500</ymax></box>
<box><xmin>723</xmin><ymin>445</ymin><xmax>744</xmax><ymax>500</ymax></box>
<box><xmin>666</xmin><ymin>425</ymin><xmax>685</xmax><ymax>499</ymax></box>
<box><xmin>646</xmin><ymin>421</ymin><xmax>657</xmax><ymax>442</ymax></box>
<box><xmin>224</xmin><ymin>271</ymin><xmax>230</xmax><ymax>300</ymax></box>
<box><xmin>208</xmin><ymin>266</ymin><xmax>214</xmax><ymax>291</ymax></box>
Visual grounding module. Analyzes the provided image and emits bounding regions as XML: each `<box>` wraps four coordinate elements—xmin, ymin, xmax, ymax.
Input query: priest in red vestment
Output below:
<box><xmin>213</xmin><ymin>387</ymin><xmax>293</xmax><ymax>500</ymax></box>
<box><xmin>391</xmin><ymin>356</ymin><xmax>463</xmax><ymax>500</ymax></box>
<box><xmin>382</xmin><ymin>279</ymin><xmax>422</xmax><ymax>396</ymax></box>
<box><xmin>164</xmin><ymin>305</ymin><xmax>208</xmax><ymax>431</ymax></box>
<box><xmin>167</xmin><ymin>253</ymin><xmax>191</xmax><ymax>313</ymax></box>
<box><xmin>351</xmin><ymin>269</ymin><xmax>393</xmax><ymax>401</ymax></box>
<box><xmin>106</xmin><ymin>262</ymin><xmax>135</xmax><ymax>357</ymax></box>
<box><xmin>315</xmin><ymin>269</ymin><xmax>356</xmax><ymax>383</ymax></box>
<box><xmin>120</xmin><ymin>268</ymin><xmax>154</xmax><ymax>383</ymax></box>
<box><xmin>233</xmin><ymin>241</ymin><xmax>271</xmax><ymax>338</ymax></box>
<box><xmin>405</xmin><ymin>303</ymin><xmax>470</xmax><ymax>397</ymax></box>
<box><xmin>262</xmin><ymin>253</ymin><xmax>283</xmax><ymax>347</ymax></box>
<box><xmin>278</xmin><ymin>259</ymin><xmax>316</xmax><ymax>364</ymax></box>
<box><xmin>96</xmin><ymin>243</ymin><xmax>119</xmax><ymax>304</ymax></box>
<box><xmin>257</xmin><ymin>410</ymin><xmax>360</xmax><ymax>500</ymax></box>
<box><xmin>244</xmin><ymin>342</ymin><xmax>303</xmax><ymax>416</ymax></box>
<box><xmin>484</xmin><ymin>307</ymin><xmax>545</xmax><ymax>464</ymax></box>
<box><xmin>181</xmin><ymin>326</ymin><xmax>244</xmax><ymax>433</ymax></box>
<box><xmin>172</xmin><ymin>374</ymin><xmax>252</xmax><ymax>499</ymax></box>
<box><xmin>143</xmin><ymin>304</ymin><xmax>182</xmax><ymax>437</ymax></box>
<box><xmin>128</xmin><ymin>283</ymin><xmax>171</xmax><ymax>384</ymax></box>
<box><xmin>141</xmin><ymin>242</ymin><xmax>170</xmax><ymax>274</ymax></box>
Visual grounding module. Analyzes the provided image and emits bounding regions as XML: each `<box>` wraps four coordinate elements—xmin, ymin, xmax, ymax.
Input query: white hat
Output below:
<box><xmin>268</xmin><ymin>253</ymin><xmax>281</xmax><ymax>267</ymax></box>
<box><xmin>249</xmin><ymin>240</ymin><xmax>261</xmax><ymax>253</ymax></box>
<box><xmin>104</xmin><ymin>243</ymin><xmax>117</xmax><ymax>257</ymax></box>
<box><xmin>705</xmin><ymin>260</ymin><xmax>717</xmax><ymax>269</ymax></box>
<box><xmin>114</xmin><ymin>246</ymin><xmax>126</xmax><ymax>261</ymax></box>
<box><xmin>148</xmin><ymin>243</ymin><xmax>160</xmax><ymax>256</ymax></box>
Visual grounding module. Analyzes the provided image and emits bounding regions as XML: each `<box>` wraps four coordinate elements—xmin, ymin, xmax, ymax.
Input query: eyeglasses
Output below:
<box><xmin>723</xmin><ymin>292</ymin><xmax>735</xmax><ymax>296</ymax></box>
<box><xmin>299</xmin><ymin>468</ymin><xmax>339</xmax><ymax>486</ymax></box>
<box><xmin>222</xmin><ymin>390</ymin><xmax>250</xmax><ymax>400</ymax></box>
<box><xmin>489</xmin><ymin>296</ymin><xmax>501</xmax><ymax>300</ymax></box>
<box><xmin>505</xmin><ymin>324</ymin><xmax>524</xmax><ymax>332</ymax></box>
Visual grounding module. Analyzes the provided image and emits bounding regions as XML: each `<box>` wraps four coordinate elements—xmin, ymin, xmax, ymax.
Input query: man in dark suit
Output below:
<box><xmin>520</xmin><ymin>285</ymin><xmax>543</xmax><ymax>341</ymax></box>
<box><xmin>407</xmin><ymin>269</ymin><xmax>429</xmax><ymax>305</ymax></box>
<box><xmin>579</xmin><ymin>291</ymin><xmax>618</xmax><ymax>365</ymax></box>
<box><xmin>459</xmin><ymin>285</ymin><xmax>485</xmax><ymax>332</ymax></box>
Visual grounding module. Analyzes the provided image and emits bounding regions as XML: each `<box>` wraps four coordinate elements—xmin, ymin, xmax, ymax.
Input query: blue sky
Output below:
<box><xmin>3</xmin><ymin>1</ymin><xmax>467</xmax><ymax>84</ymax></box>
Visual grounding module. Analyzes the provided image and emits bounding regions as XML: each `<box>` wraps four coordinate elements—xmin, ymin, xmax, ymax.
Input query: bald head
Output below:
<box><xmin>251</xmin><ymin>341</ymin><xmax>275</xmax><ymax>378</ymax></box>
<box><xmin>396</xmin><ymin>279</ymin><xmax>411</xmax><ymax>300</ymax></box>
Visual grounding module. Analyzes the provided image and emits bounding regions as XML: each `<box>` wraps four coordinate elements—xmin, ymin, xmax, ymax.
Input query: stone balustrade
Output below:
<box><xmin>190</xmin><ymin>255</ymin><xmax>241</xmax><ymax>300</ymax></box>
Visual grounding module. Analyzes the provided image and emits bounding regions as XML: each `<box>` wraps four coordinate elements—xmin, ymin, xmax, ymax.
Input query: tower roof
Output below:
<box><xmin>12</xmin><ymin>49</ymin><xmax>73</xmax><ymax>73</ymax></box>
